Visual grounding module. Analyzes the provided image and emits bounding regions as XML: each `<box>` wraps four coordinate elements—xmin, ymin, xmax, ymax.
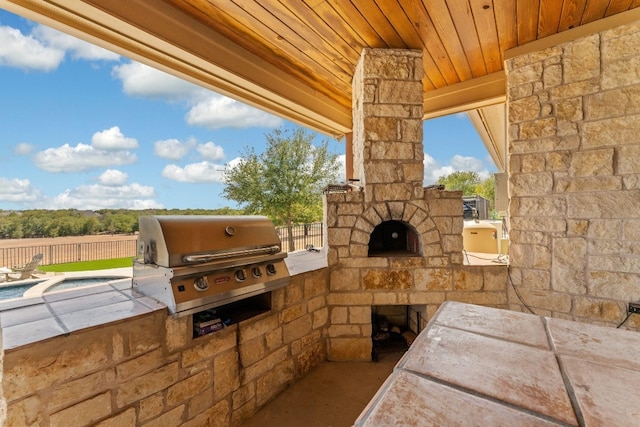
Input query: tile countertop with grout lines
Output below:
<box><xmin>354</xmin><ymin>301</ymin><xmax>640</xmax><ymax>426</ymax></box>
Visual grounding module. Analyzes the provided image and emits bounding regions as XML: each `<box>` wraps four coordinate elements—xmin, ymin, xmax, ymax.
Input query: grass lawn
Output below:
<box><xmin>39</xmin><ymin>257</ymin><xmax>134</xmax><ymax>272</ymax></box>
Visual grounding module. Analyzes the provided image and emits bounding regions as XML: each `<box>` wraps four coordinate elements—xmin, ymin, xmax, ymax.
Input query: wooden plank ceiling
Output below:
<box><xmin>2</xmin><ymin>0</ymin><xmax>640</xmax><ymax>137</ymax></box>
<box><xmin>159</xmin><ymin>0</ymin><xmax>640</xmax><ymax>117</ymax></box>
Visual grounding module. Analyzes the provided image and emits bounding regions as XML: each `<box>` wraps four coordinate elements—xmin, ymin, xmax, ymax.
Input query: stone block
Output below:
<box><xmin>545</xmin><ymin>150</ymin><xmax>571</xmax><ymax>171</ymax></box>
<box><xmin>256</xmin><ymin>360</ymin><xmax>294</xmax><ymax>406</ymax></box>
<box><xmin>509</xmin><ymin>95</ymin><xmax>540</xmax><ymax>122</ymax></box>
<box><xmin>453</xmin><ymin>269</ymin><xmax>484</xmax><ymax>291</ymax></box>
<box><xmin>330</xmin><ymin>268</ymin><xmax>360</xmax><ymax>291</ymax></box>
<box><xmin>168</xmin><ymin>388</ymin><xmax>200</xmax><ymax>421</ymax></box>
<box><xmin>49</xmin><ymin>370</ymin><xmax>109</xmax><ymax>412</ymax></box>
<box><xmin>50</xmin><ymin>392</ymin><xmax>112</xmax><ymax>427</ymax></box>
<box><xmin>570</xmin><ymin>148</ymin><xmax>614</xmax><ymax>176</ymax></box>
<box><xmin>517</xmin><ymin>288</ymin><xmax>571</xmax><ymax>313</ymax></box>
<box><xmin>563</xmin><ymin>35</ymin><xmax>600</xmax><ymax>83</ymax></box>
<box><xmin>282</xmin><ymin>315</ymin><xmax>312</xmax><ymax>343</ymax></box>
<box><xmin>5</xmin><ymin>394</ymin><xmax>41</xmax><ymax>426</ymax></box>
<box><xmin>372</xmin><ymin>292</ymin><xmax>398</xmax><ymax>304</ymax></box>
<box><xmin>414</xmin><ymin>268</ymin><xmax>451</xmax><ymax>291</ymax></box>
<box><xmin>238</xmin><ymin>314</ymin><xmax>278</xmax><ymax>343</ymax></box>
<box><xmin>327</xmin><ymin>337</ymin><xmax>372</xmax><ymax>361</ymax></box>
<box><xmin>445</xmin><ymin>291</ymin><xmax>508</xmax><ymax>306</ymax></box>
<box><xmin>326</xmin><ymin>292</ymin><xmax>374</xmax><ymax>305</ymax></box>
<box><xmin>165</xmin><ymin>316</ymin><xmax>190</xmax><ymax>353</ymax></box>
<box><xmin>556</xmin><ymin>176</ymin><xmax>622</xmax><ymax>192</ymax></box>
<box><xmin>363</xmin><ymin>270</ymin><xmax>412</xmax><ymax>289</ymax></box>
<box><xmin>213</xmin><ymin>350</ymin><xmax>240</xmax><ymax>401</ymax></box>
<box><xmin>509</xmin><ymin>62</ymin><xmax>543</xmax><ymax>86</ymax></box>
<box><xmin>582</xmin><ymin>114</ymin><xmax>640</xmax><ymax>149</ymax></box>
<box><xmin>349</xmin><ymin>306</ymin><xmax>371</xmax><ymax>324</ymax></box>
<box><xmin>521</xmin><ymin>153</ymin><xmax>546</xmax><ymax>172</ymax></box>
<box><xmin>313</xmin><ymin>307</ymin><xmax>329</xmax><ymax>329</ymax></box>
<box><xmin>510</xmin><ymin>172</ymin><xmax>553</xmax><ymax>195</ymax></box>
<box><xmin>408</xmin><ymin>292</ymin><xmax>446</xmax><ymax>305</ymax></box>
<box><xmin>331</xmin><ymin>306</ymin><xmax>348</xmax><ymax>324</ymax></box>
<box><xmin>116</xmin><ymin>362</ymin><xmax>179</xmax><ymax>408</ymax></box>
<box><xmin>567</xmin><ymin>191</ymin><xmax>640</xmax><ymax>218</ymax></box>
<box><xmin>243</xmin><ymin>347</ymin><xmax>288</xmax><ymax>383</ymax></box>
<box><xmin>116</xmin><ymin>348</ymin><xmax>165</xmax><ymax>381</ymax></box>
<box><xmin>279</xmin><ymin>303</ymin><xmax>306</xmax><ymax>324</ymax></box>
<box><xmin>519</xmin><ymin>117</ymin><xmax>557</xmax><ymax>139</ymax></box>
<box><xmin>573</xmin><ymin>297</ymin><xmax>625</xmax><ymax>322</ymax></box>
<box><xmin>328</xmin><ymin>324</ymin><xmax>362</xmax><ymax>337</ymax></box>
<box><xmin>182</xmin><ymin>328</ymin><xmax>236</xmax><ymax>367</ymax></box>
<box><xmin>139</xmin><ymin>392</ymin><xmax>165</xmax><ymax>422</ymax></box>
<box><xmin>167</xmin><ymin>370</ymin><xmax>212</xmax><ymax>406</ymax></box>
<box><xmin>602</xmin><ymin>55</ymin><xmax>640</xmax><ymax>89</ymax></box>
<box><xmin>285</xmin><ymin>281</ymin><xmax>304</xmax><ymax>306</ymax></box>
<box><xmin>617</xmin><ymin>145</ymin><xmax>640</xmax><ymax>174</ymax></box>
<box><xmin>4</xmin><ymin>338</ymin><xmax>110</xmax><ymax>401</ymax></box>
<box><xmin>327</xmin><ymin>227</ymin><xmax>352</xmax><ymax>246</ymax></box>
<box><xmin>94</xmin><ymin>408</ymin><xmax>137</xmax><ymax>427</ymax></box>
<box><xmin>239</xmin><ymin>336</ymin><xmax>265</xmax><ymax>368</ymax></box>
<box><xmin>182</xmin><ymin>399</ymin><xmax>229</xmax><ymax>427</ymax></box>
<box><xmin>232</xmin><ymin>383</ymin><xmax>255</xmax><ymax>410</ymax></box>
<box><xmin>373</xmin><ymin>183</ymin><xmax>413</xmax><ymax>201</ymax></box>
<box><xmin>142</xmin><ymin>405</ymin><xmax>184</xmax><ymax>427</ymax></box>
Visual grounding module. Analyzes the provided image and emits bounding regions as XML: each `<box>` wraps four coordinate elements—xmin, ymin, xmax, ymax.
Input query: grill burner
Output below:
<box><xmin>133</xmin><ymin>215</ymin><xmax>290</xmax><ymax>317</ymax></box>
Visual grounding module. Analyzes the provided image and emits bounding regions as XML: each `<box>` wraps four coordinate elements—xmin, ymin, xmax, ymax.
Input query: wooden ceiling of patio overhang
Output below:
<box><xmin>2</xmin><ymin>0</ymin><xmax>640</xmax><ymax>171</ymax></box>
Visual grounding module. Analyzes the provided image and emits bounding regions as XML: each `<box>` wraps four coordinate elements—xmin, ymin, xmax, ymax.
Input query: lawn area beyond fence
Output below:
<box><xmin>0</xmin><ymin>223</ymin><xmax>323</xmax><ymax>268</ymax></box>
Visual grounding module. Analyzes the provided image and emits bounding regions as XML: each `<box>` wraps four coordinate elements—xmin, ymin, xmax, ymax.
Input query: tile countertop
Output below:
<box><xmin>354</xmin><ymin>301</ymin><xmax>640</xmax><ymax>427</ymax></box>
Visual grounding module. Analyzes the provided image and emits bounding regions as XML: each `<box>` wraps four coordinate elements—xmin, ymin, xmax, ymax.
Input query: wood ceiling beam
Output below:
<box><xmin>0</xmin><ymin>0</ymin><xmax>353</xmax><ymax>137</ymax></box>
<box><xmin>422</xmin><ymin>71</ymin><xmax>506</xmax><ymax>120</ymax></box>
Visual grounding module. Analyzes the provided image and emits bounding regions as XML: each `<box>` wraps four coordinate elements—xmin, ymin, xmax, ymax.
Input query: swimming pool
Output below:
<box><xmin>0</xmin><ymin>275</ymin><xmax>130</xmax><ymax>301</ymax></box>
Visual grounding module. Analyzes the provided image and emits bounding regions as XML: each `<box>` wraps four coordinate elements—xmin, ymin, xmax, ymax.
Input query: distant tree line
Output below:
<box><xmin>0</xmin><ymin>208</ymin><xmax>244</xmax><ymax>239</ymax></box>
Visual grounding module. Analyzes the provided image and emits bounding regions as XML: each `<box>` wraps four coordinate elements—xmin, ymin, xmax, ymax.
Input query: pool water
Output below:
<box><xmin>0</xmin><ymin>284</ymin><xmax>33</xmax><ymax>300</ymax></box>
<box><xmin>0</xmin><ymin>277</ymin><xmax>126</xmax><ymax>301</ymax></box>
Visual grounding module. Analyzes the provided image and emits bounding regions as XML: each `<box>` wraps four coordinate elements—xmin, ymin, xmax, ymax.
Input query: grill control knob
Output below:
<box><xmin>266</xmin><ymin>263</ymin><xmax>277</xmax><ymax>275</ymax></box>
<box><xmin>235</xmin><ymin>269</ymin><xmax>247</xmax><ymax>282</ymax></box>
<box><xmin>194</xmin><ymin>276</ymin><xmax>209</xmax><ymax>291</ymax></box>
<box><xmin>252</xmin><ymin>267</ymin><xmax>262</xmax><ymax>278</ymax></box>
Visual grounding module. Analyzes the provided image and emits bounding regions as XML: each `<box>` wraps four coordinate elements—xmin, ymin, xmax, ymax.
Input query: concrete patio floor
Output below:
<box><xmin>240</xmin><ymin>351</ymin><xmax>403</xmax><ymax>427</ymax></box>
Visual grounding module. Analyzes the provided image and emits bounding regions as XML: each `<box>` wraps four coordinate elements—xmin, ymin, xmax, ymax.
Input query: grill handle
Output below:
<box><xmin>183</xmin><ymin>245</ymin><xmax>282</xmax><ymax>263</ymax></box>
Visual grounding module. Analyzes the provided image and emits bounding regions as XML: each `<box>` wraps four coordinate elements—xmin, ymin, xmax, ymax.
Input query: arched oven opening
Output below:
<box><xmin>368</xmin><ymin>220</ymin><xmax>421</xmax><ymax>257</ymax></box>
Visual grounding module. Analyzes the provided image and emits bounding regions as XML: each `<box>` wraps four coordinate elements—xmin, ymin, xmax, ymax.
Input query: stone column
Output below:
<box><xmin>352</xmin><ymin>48</ymin><xmax>424</xmax><ymax>203</ymax></box>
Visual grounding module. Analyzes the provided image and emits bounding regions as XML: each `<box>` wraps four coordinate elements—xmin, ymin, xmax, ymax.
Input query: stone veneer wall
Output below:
<box><xmin>507</xmin><ymin>20</ymin><xmax>640</xmax><ymax>329</ymax></box>
<box><xmin>2</xmin><ymin>269</ymin><xmax>328</xmax><ymax>427</ymax></box>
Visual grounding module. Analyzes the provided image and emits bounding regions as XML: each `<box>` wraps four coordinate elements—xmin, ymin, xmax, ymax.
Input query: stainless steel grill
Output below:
<box><xmin>132</xmin><ymin>215</ymin><xmax>290</xmax><ymax>317</ymax></box>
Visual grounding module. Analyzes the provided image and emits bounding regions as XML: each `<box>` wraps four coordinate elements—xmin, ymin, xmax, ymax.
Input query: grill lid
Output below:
<box><xmin>137</xmin><ymin>215</ymin><xmax>283</xmax><ymax>267</ymax></box>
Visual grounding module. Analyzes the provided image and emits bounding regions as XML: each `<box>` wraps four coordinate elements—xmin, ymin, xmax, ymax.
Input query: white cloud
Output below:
<box><xmin>112</xmin><ymin>61</ymin><xmax>206</xmax><ymax>102</ymax></box>
<box><xmin>32</xmin><ymin>25</ymin><xmax>119</xmax><ymax>61</ymax></box>
<box><xmin>197</xmin><ymin>142</ymin><xmax>225</xmax><ymax>161</ymax></box>
<box><xmin>0</xmin><ymin>177</ymin><xmax>43</xmax><ymax>203</ymax></box>
<box><xmin>154</xmin><ymin>138</ymin><xmax>196</xmax><ymax>160</ymax></box>
<box><xmin>186</xmin><ymin>96</ymin><xmax>283</xmax><ymax>129</ymax></box>
<box><xmin>423</xmin><ymin>152</ymin><xmax>492</xmax><ymax>184</ymax></box>
<box><xmin>112</xmin><ymin>61</ymin><xmax>283</xmax><ymax>130</ymax></box>
<box><xmin>162</xmin><ymin>161</ymin><xmax>225</xmax><ymax>183</ymax></box>
<box><xmin>91</xmin><ymin>126</ymin><xmax>138</xmax><ymax>150</ymax></box>
<box><xmin>13</xmin><ymin>142</ymin><xmax>34</xmax><ymax>155</ymax></box>
<box><xmin>47</xmin><ymin>183</ymin><xmax>162</xmax><ymax>210</ymax></box>
<box><xmin>33</xmin><ymin>142</ymin><xmax>137</xmax><ymax>173</ymax></box>
<box><xmin>98</xmin><ymin>169</ymin><xmax>128</xmax><ymax>186</ymax></box>
<box><xmin>0</xmin><ymin>25</ymin><xmax>64</xmax><ymax>71</ymax></box>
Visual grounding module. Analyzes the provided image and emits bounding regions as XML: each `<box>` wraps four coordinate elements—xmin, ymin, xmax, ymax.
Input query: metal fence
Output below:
<box><xmin>0</xmin><ymin>240</ymin><xmax>138</xmax><ymax>268</ymax></box>
<box><xmin>0</xmin><ymin>222</ymin><xmax>324</xmax><ymax>267</ymax></box>
<box><xmin>275</xmin><ymin>222</ymin><xmax>324</xmax><ymax>253</ymax></box>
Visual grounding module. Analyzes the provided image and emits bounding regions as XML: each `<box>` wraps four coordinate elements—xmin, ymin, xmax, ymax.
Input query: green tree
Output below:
<box><xmin>223</xmin><ymin>126</ymin><xmax>339</xmax><ymax>250</ymax></box>
<box><xmin>436</xmin><ymin>171</ymin><xmax>481</xmax><ymax>194</ymax></box>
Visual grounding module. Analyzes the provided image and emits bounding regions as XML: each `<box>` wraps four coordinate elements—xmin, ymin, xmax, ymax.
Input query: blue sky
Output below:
<box><xmin>0</xmin><ymin>9</ymin><xmax>496</xmax><ymax>211</ymax></box>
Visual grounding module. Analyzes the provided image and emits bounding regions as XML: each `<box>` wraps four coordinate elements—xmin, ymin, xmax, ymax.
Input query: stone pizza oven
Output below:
<box><xmin>324</xmin><ymin>49</ymin><xmax>483</xmax><ymax>361</ymax></box>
